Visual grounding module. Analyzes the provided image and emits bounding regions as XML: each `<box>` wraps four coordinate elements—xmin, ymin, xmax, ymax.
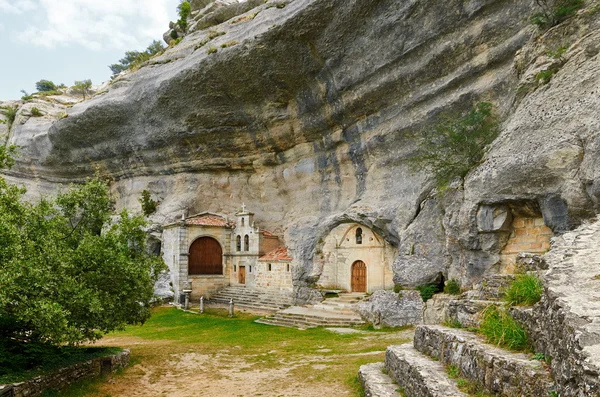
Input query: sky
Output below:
<box><xmin>0</xmin><ymin>0</ymin><xmax>180</xmax><ymax>100</ymax></box>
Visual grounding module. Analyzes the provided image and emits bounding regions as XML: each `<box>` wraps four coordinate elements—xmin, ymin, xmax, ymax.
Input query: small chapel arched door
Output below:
<box><xmin>189</xmin><ymin>237</ymin><xmax>223</xmax><ymax>275</ymax></box>
<box><xmin>351</xmin><ymin>261</ymin><xmax>367</xmax><ymax>292</ymax></box>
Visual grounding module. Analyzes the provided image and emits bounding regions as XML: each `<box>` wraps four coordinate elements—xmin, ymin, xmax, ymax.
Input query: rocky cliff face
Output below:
<box><xmin>2</xmin><ymin>0</ymin><xmax>600</xmax><ymax>298</ymax></box>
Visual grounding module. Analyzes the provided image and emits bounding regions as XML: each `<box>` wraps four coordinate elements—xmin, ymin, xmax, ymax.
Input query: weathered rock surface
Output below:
<box><xmin>357</xmin><ymin>290</ymin><xmax>423</xmax><ymax>328</ymax></box>
<box><xmin>511</xmin><ymin>219</ymin><xmax>600</xmax><ymax>396</ymax></box>
<box><xmin>2</xmin><ymin>0</ymin><xmax>600</xmax><ymax>298</ymax></box>
<box><xmin>422</xmin><ymin>294</ymin><xmax>453</xmax><ymax>325</ymax></box>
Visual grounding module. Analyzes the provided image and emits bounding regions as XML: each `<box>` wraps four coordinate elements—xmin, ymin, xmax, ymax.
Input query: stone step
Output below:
<box><xmin>358</xmin><ymin>362</ymin><xmax>402</xmax><ymax>397</ymax></box>
<box><xmin>276</xmin><ymin>311</ymin><xmax>363</xmax><ymax>321</ymax></box>
<box><xmin>385</xmin><ymin>344</ymin><xmax>468</xmax><ymax>397</ymax></box>
<box><xmin>413</xmin><ymin>325</ymin><xmax>555</xmax><ymax>396</ymax></box>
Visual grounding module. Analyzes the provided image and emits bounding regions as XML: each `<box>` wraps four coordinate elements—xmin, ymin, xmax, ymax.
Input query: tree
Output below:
<box><xmin>177</xmin><ymin>1</ymin><xmax>191</xmax><ymax>32</ymax></box>
<box><xmin>139</xmin><ymin>190</ymin><xmax>158</xmax><ymax>216</ymax></box>
<box><xmin>408</xmin><ymin>102</ymin><xmax>500</xmax><ymax>189</ymax></box>
<box><xmin>0</xmin><ymin>146</ymin><xmax>165</xmax><ymax>373</ymax></box>
<box><xmin>72</xmin><ymin>79</ymin><xmax>93</xmax><ymax>100</ymax></box>
<box><xmin>35</xmin><ymin>79</ymin><xmax>57</xmax><ymax>92</ymax></box>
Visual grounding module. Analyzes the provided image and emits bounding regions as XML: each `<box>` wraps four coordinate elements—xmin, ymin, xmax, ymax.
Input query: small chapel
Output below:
<box><xmin>162</xmin><ymin>205</ymin><xmax>293</xmax><ymax>301</ymax></box>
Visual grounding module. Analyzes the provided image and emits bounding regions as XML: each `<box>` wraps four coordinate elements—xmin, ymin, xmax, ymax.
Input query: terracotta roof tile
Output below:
<box><xmin>261</xmin><ymin>230</ymin><xmax>277</xmax><ymax>237</ymax></box>
<box><xmin>185</xmin><ymin>214</ymin><xmax>229</xmax><ymax>227</ymax></box>
<box><xmin>259</xmin><ymin>246</ymin><xmax>292</xmax><ymax>262</ymax></box>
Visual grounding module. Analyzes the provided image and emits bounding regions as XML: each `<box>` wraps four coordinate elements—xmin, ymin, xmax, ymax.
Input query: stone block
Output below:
<box><xmin>357</xmin><ymin>290</ymin><xmax>423</xmax><ymax>328</ymax></box>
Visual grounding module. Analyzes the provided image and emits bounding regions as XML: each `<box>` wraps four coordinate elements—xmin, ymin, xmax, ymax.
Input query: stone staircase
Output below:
<box><xmin>207</xmin><ymin>286</ymin><xmax>293</xmax><ymax>312</ymax></box>
<box><xmin>360</xmin><ymin>324</ymin><xmax>554</xmax><ymax>397</ymax></box>
<box><xmin>256</xmin><ymin>293</ymin><xmax>366</xmax><ymax>328</ymax></box>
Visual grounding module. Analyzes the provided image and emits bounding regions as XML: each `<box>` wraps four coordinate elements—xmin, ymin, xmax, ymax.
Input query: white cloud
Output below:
<box><xmin>17</xmin><ymin>0</ymin><xmax>177</xmax><ymax>50</ymax></box>
<box><xmin>0</xmin><ymin>0</ymin><xmax>36</xmax><ymax>14</ymax></box>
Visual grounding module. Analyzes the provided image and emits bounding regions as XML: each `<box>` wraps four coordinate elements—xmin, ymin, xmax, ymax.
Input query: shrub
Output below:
<box><xmin>35</xmin><ymin>79</ymin><xmax>57</xmax><ymax>92</ymax></box>
<box><xmin>408</xmin><ymin>102</ymin><xmax>500</xmax><ymax>189</ymax></box>
<box><xmin>139</xmin><ymin>190</ymin><xmax>158</xmax><ymax>216</ymax></box>
<box><xmin>177</xmin><ymin>1</ymin><xmax>191</xmax><ymax>32</ymax></box>
<box><xmin>416</xmin><ymin>284</ymin><xmax>442</xmax><ymax>302</ymax></box>
<box><xmin>393</xmin><ymin>284</ymin><xmax>403</xmax><ymax>293</ymax></box>
<box><xmin>535</xmin><ymin>69</ymin><xmax>556</xmax><ymax>85</ymax></box>
<box><xmin>208</xmin><ymin>30</ymin><xmax>226</xmax><ymax>39</ymax></box>
<box><xmin>30</xmin><ymin>107</ymin><xmax>43</xmax><ymax>117</ymax></box>
<box><xmin>504</xmin><ymin>273</ymin><xmax>543</xmax><ymax>306</ymax></box>
<box><xmin>479</xmin><ymin>305</ymin><xmax>529</xmax><ymax>350</ymax></box>
<box><xmin>208</xmin><ymin>47</ymin><xmax>218</xmax><ymax>54</ymax></box>
<box><xmin>444</xmin><ymin>279</ymin><xmax>461</xmax><ymax>295</ymax></box>
<box><xmin>0</xmin><ymin>106</ymin><xmax>18</xmax><ymax>127</ymax></box>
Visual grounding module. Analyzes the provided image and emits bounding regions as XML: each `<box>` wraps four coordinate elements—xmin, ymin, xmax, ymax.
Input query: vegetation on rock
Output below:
<box><xmin>177</xmin><ymin>1</ymin><xmax>191</xmax><ymax>32</ymax></box>
<box><xmin>30</xmin><ymin>107</ymin><xmax>43</xmax><ymax>117</ymax></box>
<box><xmin>409</xmin><ymin>102</ymin><xmax>500</xmax><ymax>189</ymax></box>
<box><xmin>530</xmin><ymin>0</ymin><xmax>583</xmax><ymax>30</ymax></box>
<box><xmin>443</xmin><ymin>279</ymin><xmax>461</xmax><ymax>295</ymax></box>
<box><xmin>109</xmin><ymin>40</ymin><xmax>166</xmax><ymax>78</ymax></box>
<box><xmin>416</xmin><ymin>284</ymin><xmax>442</xmax><ymax>302</ymax></box>
<box><xmin>479</xmin><ymin>305</ymin><xmax>529</xmax><ymax>350</ymax></box>
<box><xmin>35</xmin><ymin>79</ymin><xmax>57</xmax><ymax>92</ymax></box>
<box><xmin>72</xmin><ymin>79</ymin><xmax>93</xmax><ymax>100</ymax></box>
<box><xmin>0</xmin><ymin>145</ymin><xmax>165</xmax><ymax>377</ymax></box>
<box><xmin>504</xmin><ymin>273</ymin><xmax>543</xmax><ymax>306</ymax></box>
<box><xmin>139</xmin><ymin>189</ymin><xmax>158</xmax><ymax>216</ymax></box>
<box><xmin>0</xmin><ymin>106</ymin><xmax>18</xmax><ymax>127</ymax></box>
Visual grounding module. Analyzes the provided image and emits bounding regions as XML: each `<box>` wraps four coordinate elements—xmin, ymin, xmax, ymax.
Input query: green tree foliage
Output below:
<box><xmin>409</xmin><ymin>102</ymin><xmax>500</xmax><ymax>189</ymax></box>
<box><xmin>139</xmin><ymin>190</ymin><xmax>158</xmax><ymax>216</ymax></box>
<box><xmin>530</xmin><ymin>0</ymin><xmax>583</xmax><ymax>30</ymax></box>
<box><xmin>108</xmin><ymin>40</ymin><xmax>166</xmax><ymax>78</ymax></box>
<box><xmin>72</xmin><ymin>79</ymin><xmax>93</xmax><ymax>100</ymax></box>
<box><xmin>0</xmin><ymin>146</ymin><xmax>165</xmax><ymax>365</ymax></box>
<box><xmin>35</xmin><ymin>79</ymin><xmax>57</xmax><ymax>92</ymax></box>
<box><xmin>177</xmin><ymin>1</ymin><xmax>192</xmax><ymax>32</ymax></box>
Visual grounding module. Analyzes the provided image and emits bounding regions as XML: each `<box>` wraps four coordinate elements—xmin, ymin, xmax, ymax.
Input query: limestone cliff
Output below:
<box><xmin>2</xmin><ymin>0</ymin><xmax>600</xmax><ymax>299</ymax></box>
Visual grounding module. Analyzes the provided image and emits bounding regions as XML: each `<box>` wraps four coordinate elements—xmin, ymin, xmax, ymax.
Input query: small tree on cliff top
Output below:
<box><xmin>408</xmin><ymin>102</ymin><xmax>500</xmax><ymax>189</ymax></box>
<box><xmin>0</xmin><ymin>146</ymin><xmax>165</xmax><ymax>374</ymax></box>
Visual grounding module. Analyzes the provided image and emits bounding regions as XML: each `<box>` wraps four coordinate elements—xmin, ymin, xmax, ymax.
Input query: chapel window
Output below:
<box><xmin>268</xmin><ymin>263</ymin><xmax>272</xmax><ymax>271</ymax></box>
<box><xmin>236</xmin><ymin>235</ymin><xmax>241</xmax><ymax>251</ymax></box>
<box><xmin>244</xmin><ymin>235</ymin><xmax>249</xmax><ymax>251</ymax></box>
<box><xmin>241</xmin><ymin>217</ymin><xmax>245</xmax><ymax>226</ymax></box>
<box><xmin>356</xmin><ymin>228</ymin><xmax>363</xmax><ymax>245</ymax></box>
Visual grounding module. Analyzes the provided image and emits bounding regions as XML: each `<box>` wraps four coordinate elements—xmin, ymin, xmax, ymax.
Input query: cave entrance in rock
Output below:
<box><xmin>351</xmin><ymin>261</ymin><xmax>367</xmax><ymax>292</ymax></box>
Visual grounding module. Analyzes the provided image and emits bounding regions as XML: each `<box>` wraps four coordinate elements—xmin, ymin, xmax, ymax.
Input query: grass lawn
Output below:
<box><xmin>57</xmin><ymin>306</ymin><xmax>412</xmax><ymax>397</ymax></box>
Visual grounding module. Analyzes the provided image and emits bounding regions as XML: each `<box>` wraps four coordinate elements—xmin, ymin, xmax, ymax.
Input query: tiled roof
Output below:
<box><xmin>259</xmin><ymin>246</ymin><xmax>292</xmax><ymax>262</ymax></box>
<box><xmin>185</xmin><ymin>214</ymin><xmax>229</xmax><ymax>227</ymax></box>
<box><xmin>261</xmin><ymin>230</ymin><xmax>277</xmax><ymax>237</ymax></box>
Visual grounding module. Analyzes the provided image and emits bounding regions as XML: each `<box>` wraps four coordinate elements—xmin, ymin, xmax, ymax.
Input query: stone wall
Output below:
<box><xmin>254</xmin><ymin>261</ymin><xmax>293</xmax><ymax>291</ymax></box>
<box><xmin>0</xmin><ymin>350</ymin><xmax>129</xmax><ymax>397</ymax></box>
<box><xmin>499</xmin><ymin>216</ymin><xmax>552</xmax><ymax>270</ymax></box>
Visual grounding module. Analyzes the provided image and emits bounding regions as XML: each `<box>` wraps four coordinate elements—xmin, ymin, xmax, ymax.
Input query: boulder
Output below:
<box><xmin>358</xmin><ymin>290</ymin><xmax>423</xmax><ymax>328</ymax></box>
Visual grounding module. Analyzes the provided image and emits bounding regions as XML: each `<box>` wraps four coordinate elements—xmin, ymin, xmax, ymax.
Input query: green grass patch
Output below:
<box><xmin>504</xmin><ymin>273</ymin><xmax>543</xmax><ymax>306</ymax></box>
<box><xmin>479</xmin><ymin>305</ymin><xmax>529</xmax><ymax>351</ymax></box>
<box><xmin>444</xmin><ymin>279</ymin><xmax>461</xmax><ymax>295</ymax></box>
<box><xmin>207</xmin><ymin>47</ymin><xmax>218</xmax><ymax>54</ymax></box>
<box><xmin>416</xmin><ymin>284</ymin><xmax>442</xmax><ymax>302</ymax></box>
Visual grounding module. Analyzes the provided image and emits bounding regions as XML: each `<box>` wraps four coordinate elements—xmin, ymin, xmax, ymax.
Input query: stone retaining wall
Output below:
<box><xmin>0</xmin><ymin>350</ymin><xmax>129</xmax><ymax>397</ymax></box>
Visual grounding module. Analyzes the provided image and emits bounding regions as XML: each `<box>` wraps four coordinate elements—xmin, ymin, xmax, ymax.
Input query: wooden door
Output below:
<box><xmin>189</xmin><ymin>237</ymin><xmax>223</xmax><ymax>275</ymax></box>
<box><xmin>239</xmin><ymin>266</ymin><xmax>246</xmax><ymax>284</ymax></box>
<box><xmin>351</xmin><ymin>261</ymin><xmax>367</xmax><ymax>292</ymax></box>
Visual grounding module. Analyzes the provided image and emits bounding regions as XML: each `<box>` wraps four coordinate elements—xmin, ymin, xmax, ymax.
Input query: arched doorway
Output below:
<box><xmin>351</xmin><ymin>261</ymin><xmax>367</xmax><ymax>292</ymax></box>
<box><xmin>189</xmin><ymin>237</ymin><xmax>223</xmax><ymax>275</ymax></box>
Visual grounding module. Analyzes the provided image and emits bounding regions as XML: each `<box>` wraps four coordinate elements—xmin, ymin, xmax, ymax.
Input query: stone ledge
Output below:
<box><xmin>413</xmin><ymin>325</ymin><xmax>554</xmax><ymax>396</ymax></box>
<box><xmin>0</xmin><ymin>350</ymin><xmax>130</xmax><ymax>397</ymax></box>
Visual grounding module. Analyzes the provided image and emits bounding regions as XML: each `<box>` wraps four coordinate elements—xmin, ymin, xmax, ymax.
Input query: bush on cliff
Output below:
<box><xmin>109</xmin><ymin>40</ymin><xmax>166</xmax><ymax>78</ymax></box>
<box><xmin>409</xmin><ymin>102</ymin><xmax>500</xmax><ymax>189</ymax></box>
<box><xmin>0</xmin><ymin>145</ymin><xmax>165</xmax><ymax>376</ymax></box>
<box><xmin>530</xmin><ymin>0</ymin><xmax>583</xmax><ymax>30</ymax></box>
